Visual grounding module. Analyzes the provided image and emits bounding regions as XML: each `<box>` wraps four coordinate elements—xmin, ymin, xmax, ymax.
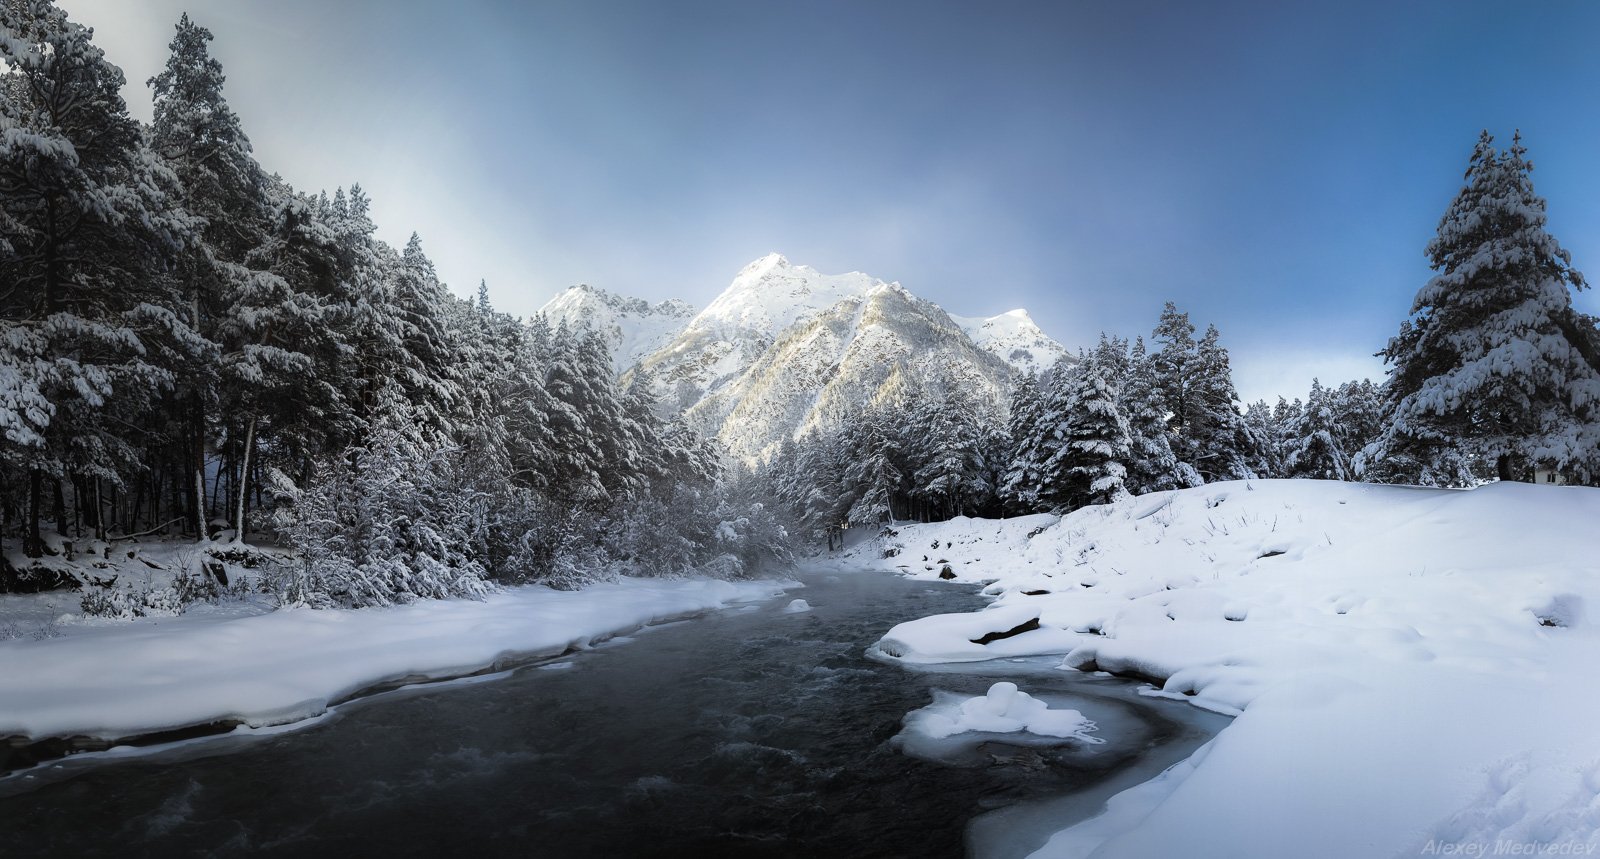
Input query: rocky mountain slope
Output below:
<box><xmin>537</xmin><ymin>254</ymin><xmax>1070</xmax><ymax>464</ymax></box>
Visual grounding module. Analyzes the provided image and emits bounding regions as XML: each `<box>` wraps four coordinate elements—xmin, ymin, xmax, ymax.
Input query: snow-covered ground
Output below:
<box><xmin>833</xmin><ymin>479</ymin><xmax>1600</xmax><ymax>858</ymax></box>
<box><xmin>0</xmin><ymin>571</ymin><xmax>789</xmax><ymax>746</ymax></box>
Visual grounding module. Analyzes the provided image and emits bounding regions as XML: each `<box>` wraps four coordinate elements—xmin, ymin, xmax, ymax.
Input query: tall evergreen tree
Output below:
<box><xmin>1371</xmin><ymin>131</ymin><xmax>1600</xmax><ymax>484</ymax></box>
<box><xmin>1186</xmin><ymin>324</ymin><xmax>1259</xmax><ymax>481</ymax></box>
<box><xmin>1150</xmin><ymin>302</ymin><xmax>1197</xmax><ymax>462</ymax></box>
<box><xmin>910</xmin><ymin>385</ymin><xmax>987</xmax><ymax>519</ymax></box>
<box><xmin>1122</xmin><ymin>337</ymin><xmax>1199</xmax><ymax>494</ymax></box>
<box><xmin>149</xmin><ymin>12</ymin><xmax>273</xmax><ymax>542</ymax></box>
<box><xmin>0</xmin><ymin>1</ymin><xmax>197</xmax><ymax>556</ymax></box>
<box><xmin>1329</xmin><ymin>379</ymin><xmax>1384</xmax><ymax>467</ymax></box>
<box><xmin>1041</xmin><ymin>362</ymin><xmax>1132</xmax><ymax>510</ymax></box>
<box><xmin>1242</xmin><ymin>399</ymin><xmax>1282</xmax><ymax>478</ymax></box>
<box><xmin>1284</xmin><ymin>378</ymin><xmax>1349</xmax><ymax>480</ymax></box>
<box><xmin>1000</xmin><ymin>373</ymin><xmax>1047</xmax><ymax>510</ymax></box>
<box><xmin>842</xmin><ymin>404</ymin><xmax>903</xmax><ymax>526</ymax></box>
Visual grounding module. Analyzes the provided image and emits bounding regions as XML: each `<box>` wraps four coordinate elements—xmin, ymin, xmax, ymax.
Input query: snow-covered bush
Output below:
<box><xmin>271</xmin><ymin>391</ymin><xmax>494</xmax><ymax>609</ymax></box>
<box><xmin>601</xmin><ymin>485</ymin><xmax>793</xmax><ymax>581</ymax></box>
<box><xmin>480</xmin><ymin>466</ymin><xmax>795</xmax><ymax>588</ymax></box>
<box><xmin>710</xmin><ymin>500</ymin><xmax>792</xmax><ymax>576</ymax></box>
<box><xmin>480</xmin><ymin>488</ymin><xmax>567</xmax><ymax>585</ymax></box>
<box><xmin>698</xmin><ymin>553</ymin><xmax>746</xmax><ymax>579</ymax></box>
<box><xmin>80</xmin><ymin>584</ymin><xmax>187</xmax><ymax>619</ymax></box>
<box><xmin>77</xmin><ymin>570</ymin><xmax>253</xmax><ymax>620</ymax></box>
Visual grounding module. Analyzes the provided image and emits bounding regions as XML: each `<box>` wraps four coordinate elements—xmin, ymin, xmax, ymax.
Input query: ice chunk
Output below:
<box><xmin>905</xmin><ymin>682</ymin><xmax>1104</xmax><ymax>742</ymax></box>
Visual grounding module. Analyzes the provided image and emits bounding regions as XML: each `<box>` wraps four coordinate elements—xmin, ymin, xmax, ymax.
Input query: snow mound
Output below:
<box><xmin>838</xmin><ymin>479</ymin><xmax>1600</xmax><ymax>859</ymax></box>
<box><xmin>783</xmin><ymin>598</ymin><xmax>812</xmax><ymax>613</ymax></box>
<box><xmin>908</xmin><ymin>682</ymin><xmax>1103</xmax><ymax>742</ymax></box>
<box><xmin>872</xmin><ymin>604</ymin><xmax>1078</xmax><ymax>663</ymax></box>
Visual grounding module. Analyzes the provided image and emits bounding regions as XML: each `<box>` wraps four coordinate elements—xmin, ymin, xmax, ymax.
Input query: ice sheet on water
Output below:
<box><xmin>895</xmin><ymin>682</ymin><xmax>1104</xmax><ymax>766</ymax></box>
<box><xmin>909</xmin><ymin>682</ymin><xmax>1103</xmax><ymax>741</ymax></box>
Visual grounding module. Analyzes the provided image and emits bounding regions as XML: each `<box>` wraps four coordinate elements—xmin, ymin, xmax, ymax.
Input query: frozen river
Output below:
<box><xmin>1</xmin><ymin>569</ymin><xmax>1226</xmax><ymax>857</ymax></box>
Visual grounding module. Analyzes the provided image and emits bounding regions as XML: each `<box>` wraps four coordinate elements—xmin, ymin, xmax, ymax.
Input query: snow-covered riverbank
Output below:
<box><xmin>0</xmin><ymin>576</ymin><xmax>791</xmax><ymax>751</ymax></box>
<box><xmin>836</xmin><ymin>479</ymin><xmax>1600</xmax><ymax>858</ymax></box>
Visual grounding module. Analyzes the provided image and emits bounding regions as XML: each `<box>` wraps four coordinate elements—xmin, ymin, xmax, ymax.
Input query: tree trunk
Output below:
<box><xmin>52</xmin><ymin>478</ymin><xmax>66</xmax><ymax>538</ymax></box>
<box><xmin>78</xmin><ymin>475</ymin><xmax>100</xmax><ymax>536</ymax></box>
<box><xmin>1496</xmin><ymin>454</ymin><xmax>1515</xmax><ymax>482</ymax></box>
<box><xmin>94</xmin><ymin>478</ymin><xmax>105</xmax><ymax>541</ymax></box>
<box><xmin>234</xmin><ymin>415</ymin><xmax>256</xmax><ymax>543</ymax></box>
<box><xmin>169</xmin><ymin>472</ymin><xmax>184</xmax><ymax>537</ymax></box>
<box><xmin>24</xmin><ymin>470</ymin><xmax>44</xmax><ymax>558</ymax></box>
<box><xmin>193</xmin><ymin>397</ymin><xmax>209</xmax><ymax>542</ymax></box>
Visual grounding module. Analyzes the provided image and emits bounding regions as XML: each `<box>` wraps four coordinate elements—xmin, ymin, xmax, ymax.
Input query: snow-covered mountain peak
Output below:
<box><xmin>950</xmin><ymin>307</ymin><xmax>1070</xmax><ymax>376</ymax></box>
<box><xmin>549</xmin><ymin>254</ymin><xmax>1070</xmax><ymax>462</ymax></box>
<box><xmin>736</xmin><ymin>252</ymin><xmax>790</xmax><ymax>278</ymax></box>
<box><xmin>695</xmin><ymin>253</ymin><xmax>890</xmax><ymax>340</ymax></box>
<box><xmin>537</xmin><ymin>283</ymin><xmax>698</xmax><ymax>372</ymax></box>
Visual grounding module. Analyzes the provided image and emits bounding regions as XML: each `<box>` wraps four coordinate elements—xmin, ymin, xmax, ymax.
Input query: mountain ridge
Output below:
<box><xmin>538</xmin><ymin>254</ymin><xmax>1071</xmax><ymax>464</ymax></box>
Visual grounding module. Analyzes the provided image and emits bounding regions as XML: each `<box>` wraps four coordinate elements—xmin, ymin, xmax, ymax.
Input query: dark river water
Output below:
<box><xmin>0</xmin><ymin>569</ymin><xmax>1226</xmax><ymax>858</ymax></box>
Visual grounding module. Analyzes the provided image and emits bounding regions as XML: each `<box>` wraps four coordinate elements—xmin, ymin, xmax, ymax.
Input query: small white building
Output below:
<box><xmin>1533</xmin><ymin>466</ymin><xmax>1568</xmax><ymax>486</ymax></box>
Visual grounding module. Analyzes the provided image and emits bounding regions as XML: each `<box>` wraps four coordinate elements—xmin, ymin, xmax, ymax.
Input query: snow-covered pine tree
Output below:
<box><xmin>1329</xmin><ymin>379</ymin><xmax>1384</xmax><ymax>468</ymax></box>
<box><xmin>323</xmin><ymin>185</ymin><xmax>417</xmax><ymax>434</ymax></box>
<box><xmin>1242</xmin><ymin>400</ymin><xmax>1282</xmax><ymax>478</ymax></box>
<box><xmin>388</xmin><ymin>234</ymin><xmax>467</xmax><ymax>439</ymax></box>
<box><xmin>975</xmin><ymin>420</ymin><xmax>1011</xmax><ymax>517</ymax></box>
<box><xmin>1272</xmin><ymin>396</ymin><xmax>1302</xmax><ymax>464</ymax></box>
<box><xmin>1123</xmin><ymin>337</ymin><xmax>1200</xmax><ymax>494</ymax></box>
<box><xmin>575</xmin><ymin>330</ymin><xmax>644</xmax><ymax>497</ymax></box>
<box><xmin>1185</xmin><ymin>324</ymin><xmax>1260</xmax><ymax>481</ymax></box>
<box><xmin>1028</xmin><ymin>362</ymin><xmax>1080</xmax><ymax>510</ymax></box>
<box><xmin>539</xmin><ymin>322</ymin><xmax>610</xmax><ymax>506</ymax></box>
<box><xmin>0</xmin><ymin>1</ymin><xmax>198</xmax><ymax>556</ymax></box>
<box><xmin>477</xmin><ymin>279</ymin><xmax>494</xmax><ymax>315</ymax></box>
<box><xmin>274</xmin><ymin>383</ymin><xmax>491</xmax><ymax>608</ymax></box>
<box><xmin>1041</xmin><ymin>361</ymin><xmax>1132</xmax><ymax>510</ymax></box>
<box><xmin>1283</xmin><ymin>379</ymin><xmax>1350</xmax><ymax>480</ymax></box>
<box><xmin>792</xmin><ymin>426</ymin><xmax>850</xmax><ymax>547</ymax></box>
<box><xmin>1149</xmin><ymin>302</ymin><xmax>1197</xmax><ymax>459</ymax></box>
<box><xmin>910</xmin><ymin>384</ymin><xmax>987</xmax><ymax>519</ymax></box>
<box><xmin>1371</xmin><ymin>131</ymin><xmax>1600</xmax><ymax>484</ymax></box>
<box><xmin>1000</xmin><ymin>372</ymin><xmax>1047</xmax><ymax>512</ymax></box>
<box><xmin>149</xmin><ymin>13</ymin><xmax>277</xmax><ymax>542</ymax></box>
<box><xmin>230</xmin><ymin>178</ymin><xmax>349</xmax><ymax>515</ymax></box>
<box><xmin>842</xmin><ymin>404</ymin><xmax>904</xmax><ymax>527</ymax></box>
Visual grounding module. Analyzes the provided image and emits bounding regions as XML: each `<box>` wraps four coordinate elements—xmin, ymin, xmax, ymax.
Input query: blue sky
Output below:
<box><xmin>61</xmin><ymin>0</ymin><xmax>1600</xmax><ymax>402</ymax></box>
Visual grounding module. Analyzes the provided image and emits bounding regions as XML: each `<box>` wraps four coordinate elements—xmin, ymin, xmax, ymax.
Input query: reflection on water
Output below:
<box><xmin>1</xmin><ymin>569</ymin><xmax>1225</xmax><ymax>858</ymax></box>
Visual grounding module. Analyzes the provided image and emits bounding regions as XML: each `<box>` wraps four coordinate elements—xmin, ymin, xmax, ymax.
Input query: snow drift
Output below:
<box><xmin>844</xmin><ymin>479</ymin><xmax>1600</xmax><ymax>858</ymax></box>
